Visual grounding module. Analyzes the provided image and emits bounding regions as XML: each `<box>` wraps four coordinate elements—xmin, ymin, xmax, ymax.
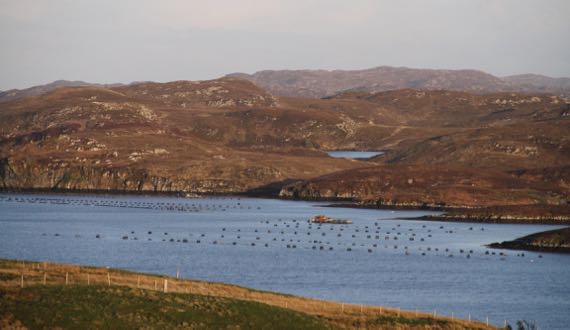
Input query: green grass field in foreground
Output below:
<box><xmin>0</xmin><ymin>258</ymin><xmax>497</xmax><ymax>329</ymax></box>
<box><xmin>0</xmin><ymin>285</ymin><xmax>332</xmax><ymax>329</ymax></box>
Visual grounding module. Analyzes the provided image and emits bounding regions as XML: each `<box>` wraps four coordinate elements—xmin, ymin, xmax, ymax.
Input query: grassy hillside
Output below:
<box><xmin>0</xmin><ymin>259</ymin><xmax>494</xmax><ymax>329</ymax></box>
<box><xmin>0</xmin><ymin>286</ymin><xmax>328</xmax><ymax>329</ymax></box>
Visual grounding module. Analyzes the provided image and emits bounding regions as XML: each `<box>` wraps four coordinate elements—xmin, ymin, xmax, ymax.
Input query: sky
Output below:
<box><xmin>0</xmin><ymin>0</ymin><xmax>569</xmax><ymax>90</ymax></box>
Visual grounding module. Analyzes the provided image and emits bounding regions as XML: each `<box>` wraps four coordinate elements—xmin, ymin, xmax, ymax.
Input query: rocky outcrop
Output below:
<box><xmin>0</xmin><ymin>157</ymin><xmax>253</xmax><ymax>194</ymax></box>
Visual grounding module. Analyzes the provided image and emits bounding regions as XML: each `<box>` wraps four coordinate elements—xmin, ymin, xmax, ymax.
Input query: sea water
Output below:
<box><xmin>0</xmin><ymin>193</ymin><xmax>568</xmax><ymax>329</ymax></box>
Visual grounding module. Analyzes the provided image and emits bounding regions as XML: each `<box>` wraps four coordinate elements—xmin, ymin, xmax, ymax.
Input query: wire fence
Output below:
<box><xmin>1</xmin><ymin>260</ymin><xmax>497</xmax><ymax>329</ymax></box>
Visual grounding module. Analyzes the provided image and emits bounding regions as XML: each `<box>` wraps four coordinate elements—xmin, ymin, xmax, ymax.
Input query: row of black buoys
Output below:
<box><xmin>0</xmin><ymin>195</ymin><xmax>265</xmax><ymax>214</ymax></box>
<box><xmin>25</xmin><ymin>205</ymin><xmax>537</xmax><ymax>260</ymax></box>
<box><xmin>51</xmin><ymin>223</ymin><xmax>544</xmax><ymax>260</ymax></box>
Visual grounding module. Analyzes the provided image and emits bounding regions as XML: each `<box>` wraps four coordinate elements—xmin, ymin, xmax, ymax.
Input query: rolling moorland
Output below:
<box><xmin>1</xmin><ymin>68</ymin><xmax>569</xmax><ymax>221</ymax></box>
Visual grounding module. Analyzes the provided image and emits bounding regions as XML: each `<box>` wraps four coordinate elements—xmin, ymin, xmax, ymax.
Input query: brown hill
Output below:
<box><xmin>228</xmin><ymin>66</ymin><xmax>510</xmax><ymax>98</ymax></box>
<box><xmin>503</xmin><ymin>74</ymin><xmax>570</xmax><ymax>98</ymax></box>
<box><xmin>278</xmin><ymin>89</ymin><xmax>570</xmax><ymax>214</ymax></box>
<box><xmin>0</xmin><ymin>80</ymin><xmax>124</xmax><ymax>103</ymax></box>
<box><xmin>1</xmin><ymin>77</ymin><xmax>569</xmax><ymax>217</ymax></box>
<box><xmin>0</xmin><ymin>78</ymin><xmax>367</xmax><ymax>193</ymax></box>
<box><xmin>4</xmin><ymin>66</ymin><xmax>568</xmax><ymax>104</ymax></box>
<box><xmin>228</xmin><ymin>66</ymin><xmax>570</xmax><ymax>98</ymax></box>
<box><xmin>279</xmin><ymin>164</ymin><xmax>570</xmax><ymax>208</ymax></box>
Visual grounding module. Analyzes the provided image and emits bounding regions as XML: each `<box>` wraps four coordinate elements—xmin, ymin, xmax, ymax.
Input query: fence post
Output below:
<box><xmin>87</xmin><ymin>274</ymin><xmax>90</xmax><ymax>285</ymax></box>
<box><xmin>43</xmin><ymin>272</ymin><xmax>46</xmax><ymax>285</ymax></box>
<box><xmin>164</xmin><ymin>279</ymin><xmax>168</xmax><ymax>293</ymax></box>
<box><xmin>486</xmin><ymin>316</ymin><xmax>489</xmax><ymax>326</ymax></box>
<box><xmin>154</xmin><ymin>280</ymin><xmax>157</xmax><ymax>290</ymax></box>
<box><xmin>65</xmin><ymin>272</ymin><xmax>68</xmax><ymax>285</ymax></box>
<box><xmin>20</xmin><ymin>274</ymin><xmax>24</xmax><ymax>288</ymax></box>
<box><xmin>107</xmin><ymin>273</ymin><xmax>111</xmax><ymax>286</ymax></box>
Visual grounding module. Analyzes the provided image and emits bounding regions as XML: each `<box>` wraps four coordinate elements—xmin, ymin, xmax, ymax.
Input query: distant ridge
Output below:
<box><xmin>502</xmin><ymin>74</ymin><xmax>570</xmax><ymax>96</ymax></box>
<box><xmin>227</xmin><ymin>66</ymin><xmax>570</xmax><ymax>99</ymax></box>
<box><xmin>3</xmin><ymin>66</ymin><xmax>570</xmax><ymax>103</ymax></box>
<box><xmin>0</xmin><ymin>80</ymin><xmax>124</xmax><ymax>103</ymax></box>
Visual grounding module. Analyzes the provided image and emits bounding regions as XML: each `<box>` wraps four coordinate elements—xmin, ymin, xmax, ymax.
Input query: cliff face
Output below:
<box><xmin>0</xmin><ymin>157</ymin><xmax>254</xmax><ymax>193</ymax></box>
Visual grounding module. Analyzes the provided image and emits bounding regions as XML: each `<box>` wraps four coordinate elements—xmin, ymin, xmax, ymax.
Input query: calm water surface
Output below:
<box><xmin>1</xmin><ymin>193</ymin><xmax>569</xmax><ymax>329</ymax></box>
<box><xmin>327</xmin><ymin>151</ymin><xmax>384</xmax><ymax>159</ymax></box>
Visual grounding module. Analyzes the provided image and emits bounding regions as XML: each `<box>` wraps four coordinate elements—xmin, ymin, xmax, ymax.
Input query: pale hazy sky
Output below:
<box><xmin>1</xmin><ymin>0</ymin><xmax>569</xmax><ymax>90</ymax></box>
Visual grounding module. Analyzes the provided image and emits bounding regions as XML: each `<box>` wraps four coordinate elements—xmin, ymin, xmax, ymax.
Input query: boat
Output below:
<box><xmin>310</xmin><ymin>215</ymin><xmax>353</xmax><ymax>224</ymax></box>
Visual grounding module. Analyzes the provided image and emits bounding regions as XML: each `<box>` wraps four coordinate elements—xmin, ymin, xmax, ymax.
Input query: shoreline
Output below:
<box><xmin>324</xmin><ymin>201</ymin><xmax>570</xmax><ymax>225</ymax></box>
<box><xmin>487</xmin><ymin>227</ymin><xmax>570</xmax><ymax>254</ymax></box>
<box><xmin>2</xmin><ymin>188</ymin><xmax>570</xmax><ymax>225</ymax></box>
<box><xmin>397</xmin><ymin>215</ymin><xmax>570</xmax><ymax>225</ymax></box>
<box><xmin>486</xmin><ymin>242</ymin><xmax>570</xmax><ymax>254</ymax></box>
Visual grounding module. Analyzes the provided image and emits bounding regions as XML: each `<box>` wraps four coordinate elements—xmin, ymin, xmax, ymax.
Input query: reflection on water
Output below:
<box><xmin>0</xmin><ymin>193</ymin><xmax>569</xmax><ymax>329</ymax></box>
<box><xmin>327</xmin><ymin>151</ymin><xmax>384</xmax><ymax>159</ymax></box>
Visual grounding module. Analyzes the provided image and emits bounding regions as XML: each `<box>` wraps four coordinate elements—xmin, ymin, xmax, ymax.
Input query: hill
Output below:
<box><xmin>0</xmin><ymin>80</ymin><xmax>124</xmax><ymax>103</ymax></box>
<box><xmin>279</xmin><ymin>164</ymin><xmax>570</xmax><ymax>223</ymax></box>
<box><xmin>228</xmin><ymin>66</ymin><xmax>570</xmax><ymax>98</ymax></box>
<box><xmin>502</xmin><ymin>74</ymin><xmax>570</xmax><ymax>98</ymax></box>
<box><xmin>0</xmin><ymin>78</ymin><xmax>365</xmax><ymax>193</ymax></box>
<box><xmin>4</xmin><ymin>67</ymin><xmax>569</xmax><ymax>104</ymax></box>
<box><xmin>0</xmin><ymin>77</ymin><xmax>569</xmax><ymax>218</ymax></box>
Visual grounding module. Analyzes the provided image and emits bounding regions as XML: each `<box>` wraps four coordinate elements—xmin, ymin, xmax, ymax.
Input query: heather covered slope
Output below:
<box><xmin>0</xmin><ymin>78</ymin><xmax>365</xmax><ymax>193</ymax></box>
<box><xmin>279</xmin><ymin>165</ymin><xmax>570</xmax><ymax>208</ymax></box>
<box><xmin>0</xmin><ymin>77</ymin><xmax>569</xmax><ymax>217</ymax></box>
